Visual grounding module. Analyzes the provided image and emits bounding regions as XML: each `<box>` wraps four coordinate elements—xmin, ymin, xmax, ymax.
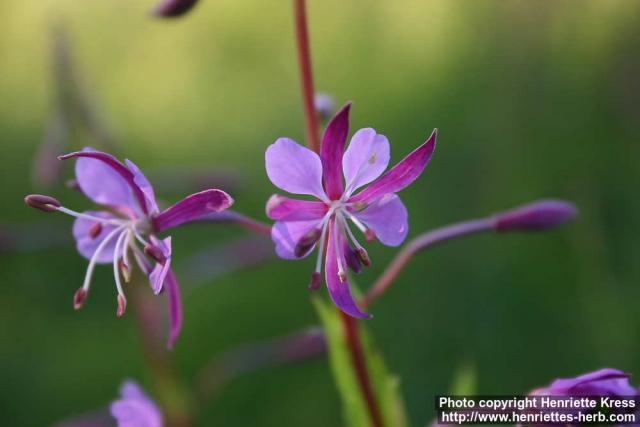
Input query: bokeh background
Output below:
<box><xmin>1</xmin><ymin>0</ymin><xmax>639</xmax><ymax>425</ymax></box>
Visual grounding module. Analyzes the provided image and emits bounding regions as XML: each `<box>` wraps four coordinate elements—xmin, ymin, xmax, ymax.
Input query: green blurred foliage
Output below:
<box><xmin>1</xmin><ymin>0</ymin><xmax>639</xmax><ymax>425</ymax></box>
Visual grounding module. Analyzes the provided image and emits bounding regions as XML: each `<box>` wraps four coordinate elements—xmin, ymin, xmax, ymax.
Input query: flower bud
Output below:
<box><xmin>294</xmin><ymin>228</ymin><xmax>321</xmax><ymax>258</ymax></box>
<box><xmin>24</xmin><ymin>194</ymin><xmax>61</xmax><ymax>213</ymax></box>
<box><xmin>308</xmin><ymin>272</ymin><xmax>321</xmax><ymax>291</ymax></box>
<box><xmin>152</xmin><ymin>0</ymin><xmax>198</xmax><ymax>17</ymax></box>
<box><xmin>73</xmin><ymin>288</ymin><xmax>87</xmax><ymax>310</ymax></box>
<box><xmin>492</xmin><ymin>199</ymin><xmax>578</xmax><ymax>232</ymax></box>
<box><xmin>116</xmin><ymin>295</ymin><xmax>127</xmax><ymax>317</ymax></box>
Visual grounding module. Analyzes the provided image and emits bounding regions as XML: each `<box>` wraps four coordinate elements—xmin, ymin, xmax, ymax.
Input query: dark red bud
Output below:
<box><xmin>116</xmin><ymin>295</ymin><xmax>127</xmax><ymax>317</ymax></box>
<box><xmin>73</xmin><ymin>288</ymin><xmax>87</xmax><ymax>310</ymax></box>
<box><xmin>88</xmin><ymin>223</ymin><xmax>102</xmax><ymax>239</ymax></box>
<box><xmin>308</xmin><ymin>272</ymin><xmax>321</xmax><ymax>291</ymax></box>
<box><xmin>24</xmin><ymin>194</ymin><xmax>61</xmax><ymax>213</ymax></box>
<box><xmin>295</xmin><ymin>228</ymin><xmax>322</xmax><ymax>258</ymax></box>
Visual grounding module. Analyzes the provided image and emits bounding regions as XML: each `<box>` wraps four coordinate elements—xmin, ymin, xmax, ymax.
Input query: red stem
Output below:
<box><xmin>341</xmin><ymin>311</ymin><xmax>384</xmax><ymax>427</ymax></box>
<box><xmin>293</xmin><ymin>0</ymin><xmax>321</xmax><ymax>152</ymax></box>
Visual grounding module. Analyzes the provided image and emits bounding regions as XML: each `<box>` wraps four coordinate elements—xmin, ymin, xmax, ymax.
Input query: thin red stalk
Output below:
<box><xmin>341</xmin><ymin>312</ymin><xmax>384</xmax><ymax>427</ymax></box>
<box><xmin>293</xmin><ymin>0</ymin><xmax>321</xmax><ymax>152</ymax></box>
<box><xmin>362</xmin><ymin>218</ymin><xmax>493</xmax><ymax>307</ymax></box>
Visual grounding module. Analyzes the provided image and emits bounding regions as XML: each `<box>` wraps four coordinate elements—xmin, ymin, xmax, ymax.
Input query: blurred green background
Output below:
<box><xmin>1</xmin><ymin>0</ymin><xmax>639</xmax><ymax>425</ymax></box>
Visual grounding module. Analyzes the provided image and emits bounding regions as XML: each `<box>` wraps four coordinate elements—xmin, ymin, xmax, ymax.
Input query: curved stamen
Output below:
<box><xmin>112</xmin><ymin>230</ymin><xmax>128</xmax><ymax>315</ymax></box>
<box><xmin>339</xmin><ymin>214</ymin><xmax>371</xmax><ymax>267</ymax></box>
<box><xmin>57</xmin><ymin>206</ymin><xmax>127</xmax><ymax>226</ymax></box>
<box><xmin>333</xmin><ymin>219</ymin><xmax>346</xmax><ymax>282</ymax></box>
<box><xmin>81</xmin><ymin>225</ymin><xmax>127</xmax><ymax>293</ymax></box>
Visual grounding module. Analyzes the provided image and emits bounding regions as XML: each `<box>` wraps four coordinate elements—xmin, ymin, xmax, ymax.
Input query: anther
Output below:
<box><xmin>119</xmin><ymin>261</ymin><xmax>131</xmax><ymax>283</ymax></box>
<box><xmin>89</xmin><ymin>223</ymin><xmax>103</xmax><ymax>239</ymax></box>
<box><xmin>144</xmin><ymin>244</ymin><xmax>166</xmax><ymax>265</ymax></box>
<box><xmin>338</xmin><ymin>270</ymin><xmax>347</xmax><ymax>283</ymax></box>
<box><xmin>308</xmin><ymin>272</ymin><xmax>321</xmax><ymax>291</ymax></box>
<box><xmin>24</xmin><ymin>194</ymin><xmax>61</xmax><ymax>213</ymax></box>
<box><xmin>365</xmin><ymin>229</ymin><xmax>376</xmax><ymax>241</ymax></box>
<box><xmin>73</xmin><ymin>288</ymin><xmax>87</xmax><ymax>310</ymax></box>
<box><xmin>116</xmin><ymin>294</ymin><xmax>127</xmax><ymax>317</ymax></box>
<box><xmin>356</xmin><ymin>248</ymin><xmax>371</xmax><ymax>267</ymax></box>
<box><xmin>294</xmin><ymin>228</ymin><xmax>322</xmax><ymax>258</ymax></box>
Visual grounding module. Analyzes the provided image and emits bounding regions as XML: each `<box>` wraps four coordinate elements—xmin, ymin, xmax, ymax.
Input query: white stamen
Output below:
<box><xmin>132</xmin><ymin>229</ymin><xmax>150</xmax><ymax>247</ymax></box>
<box><xmin>333</xmin><ymin>218</ymin><xmax>346</xmax><ymax>280</ymax></box>
<box><xmin>57</xmin><ymin>206</ymin><xmax>126</xmax><ymax>226</ymax></box>
<box><xmin>81</xmin><ymin>225</ymin><xmax>127</xmax><ymax>291</ymax></box>
<box><xmin>340</xmin><ymin>213</ymin><xmax>365</xmax><ymax>251</ymax></box>
<box><xmin>131</xmin><ymin>243</ymin><xmax>153</xmax><ymax>274</ymax></box>
<box><xmin>343</xmin><ymin>210</ymin><xmax>369</xmax><ymax>234</ymax></box>
<box><xmin>112</xmin><ymin>229</ymin><xmax>128</xmax><ymax>298</ymax></box>
<box><xmin>121</xmin><ymin>230</ymin><xmax>132</xmax><ymax>274</ymax></box>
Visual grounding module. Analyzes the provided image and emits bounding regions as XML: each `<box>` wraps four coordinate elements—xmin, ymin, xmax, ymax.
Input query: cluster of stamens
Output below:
<box><xmin>25</xmin><ymin>194</ymin><xmax>165</xmax><ymax>316</ymax></box>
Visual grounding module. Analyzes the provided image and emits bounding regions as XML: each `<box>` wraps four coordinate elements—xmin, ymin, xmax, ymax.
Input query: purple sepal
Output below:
<box><xmin>350</xmin><ymin>129</ymin><xmax>437</xmax><ymax>204</ymax></box>
<box><xmin>493</xmin><ymin>199</ymin><xmax>578</xmax><ymax>232</ymax></box>
<box><xmin>59</xmin><ymin>149</ymin><xmax>150</xmax><ymax>215</ymax></box>
<box><xmin>165</xmin><ymin>270</ymin><xmax>182</xmax><ymax>349</ymax></box>
<box><xmin>153</xmin><ymin>189</ymin><xmax>233</xmax><ymax>232</ymax></box>
<box><xmin>325</xmin><ymin>220</ymin><xmax>370</xmax><ymax>319</ymax></box>
<box><xmin>320</xmin><ymin>103</ymin><xmax>351</xmax><ymax>199</ymax></box>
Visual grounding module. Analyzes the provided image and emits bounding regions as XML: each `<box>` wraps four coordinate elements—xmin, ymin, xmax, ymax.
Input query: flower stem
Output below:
<box><xmin>293</xmin><ymin>0</ymin><xmax>321</xmax><ymax>152</ymax></box>
<box><xmin>362</xmin><ymin>218</ymin><xmax>493</xmax><ymax>307</ymax></box>
<box><xmin>340</xmin><ymin>311</ymin><xmax>384</xmax><ymax>427</ymax></box>
<box><xmin>292</xmin><ymin>2</ymin><xmax>382</xmax><ymax>425</ymax></box>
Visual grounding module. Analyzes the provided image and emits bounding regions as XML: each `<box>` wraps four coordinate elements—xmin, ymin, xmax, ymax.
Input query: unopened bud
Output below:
<box><xmin>356</xmin><ymin>248</ymin><xmax>371</xmax><ymax>267</ymax></box>
<box><xmin>365</xmin><ymin>229</ymin><xmax>376</xmax><ymax>242</ymax></box>
<box><xmin>294</xmin><ymin>228</ymin><xmax>322</xmax><ymax>258</ymax></box>
<box><xmin>89</xmin><ymin>223</ymin><xmax>102</xmax><ymax>239</ymax></box>
<box><xmin>314</xmin><ymin>93</ymin><xmax>336</xmax><ymax>122</ymax></box>
<box><xmin>308</xmin><ymin>272</ymin><xmax>322</xmax><ymax>291</ymax></box>
<box><xmin>493</xmin><ymin>200</ymin><xmax>578</xmax><ymax>232</ymax></box>
<box><xmin>152</xmin><ymin>0</ymin><xmax>198</xmax><ymax>17</ymax></box>
<box><xmin>144</xmin><ymin>244</ymin><xmax>166</xmax><ymax>265</ymax></box>
<box><xmin>116</xmin><ymin>294</ymin><xmax>127</xmax><ymax>317</ymax></box>
<box><xmin>119</xmin><ymin>261</ymin><xmax>131</xmax><ymax>283</ymax></box>
<box><xmin>73</xmin><ymin>288</ymin><xmax>87</xmax><ymax>310</ymax></box>
<box><xmin>24</xmin><ymin>194</ymin><xmax>61</xmax><ymax>213</ymax></box>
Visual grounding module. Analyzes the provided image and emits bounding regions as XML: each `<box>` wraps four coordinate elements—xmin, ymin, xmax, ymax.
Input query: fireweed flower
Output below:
<box><xmin>25</xmin><ymin>148</ymin><xmax>233</xmax><ymax>347</ymax></box>
<box><xmin>530</xmin><ymin>368</ymin><xmax>638</xmax><ymax>398</ymax></box>
<box><xmin>110</xmin><ymin>380</ymin><xmax>163</xmax><ymax>427</ymax></box>
<box><xmin>265</xmin><ymin>103</ymin><xmax>437</xmax><ymax>318</ymax></box>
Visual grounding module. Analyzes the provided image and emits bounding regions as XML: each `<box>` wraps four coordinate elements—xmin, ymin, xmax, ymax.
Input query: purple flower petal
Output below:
<box><xmin>124</xmin><ymin>160</ymin><xmax>159</xmax><ymax>215</ymax></box>
<box><xmin>271</xmin><ymin>219</ymin><xmax>323</xmax><ymax>259</ymax></box>
<box><xmin>153</xmin><ymin>189</ymin><xmax>233</xmax><ymax>232</ymax></box>
<box><xmin>543</xmin><ymin>368</ymin><xmax>637</xmax><ymax>396</ymax></box>
<box><xmin>148</xmin><ymin>236</ymin><xmax>172</xmax><ymax>295</ymax></box>
<box><xmin>265</xmin><ymin>138</ymin><xmax>327</xmax><ymax>200</ymax></box>
<box><xmin>165</xmin><ymin>269</ymin><xmax>182</xmax><ymax>349</ymax></box>
<box><xmin>354</xmin><ymin>193</ymin><xmax>408</xmax><ymax>247</ymax></box>
<box><xmin>72</xmin><ymin>211</ymin><xmax>121</xmax><ymax>263</ymax></box>
<box><xmin>342</xmin><ymin>128</ymin><xmax>390</xmax><ymax>196</ymax></box>
<box><xmin>110</xmin><ymin>380</ymin><xmax>163</xmax><ymax>427</ymax></box>
<box><xmin>350</xmin><ymin>129</ymin><xmax>437</xmax><ymax>204</ymax></box>
<box><xmin>60</xmin><ymin>149</ymin><xmax>149</xmax><ymax>215</ymax></box>
<box><xmin>320</xmin><ymin>103</ymin><xmax>351</xmax><ymax>199</ymax></box>
<box><xmin>325</xmin><ymin>220</ymin><xmax>370</xmax><ymax>319</ymax></box>
<box><xmin>266</xmin><ymin>194</ymin><xmax>327</xmax><ymax>221</ymax></box>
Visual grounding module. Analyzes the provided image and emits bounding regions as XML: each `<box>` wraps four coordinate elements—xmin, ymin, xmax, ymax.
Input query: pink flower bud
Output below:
<box><xmin>493</xmin><ymin>199</ymin><xmax>577</xmax><ymax>232</ymax></box>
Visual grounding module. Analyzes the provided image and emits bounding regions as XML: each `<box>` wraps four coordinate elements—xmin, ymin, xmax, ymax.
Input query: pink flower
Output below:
<box><xmin>265</xmin><ymin>103</ymin><xmax>437</xmax><ymax>318</ymax></box>
<box><xmin>25</xmin><ymin>148</ymin><xmax>233</xmax><ymax>347</ymax></box>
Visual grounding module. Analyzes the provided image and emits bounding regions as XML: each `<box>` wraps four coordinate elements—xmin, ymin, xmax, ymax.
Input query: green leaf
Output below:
<box><xmin>312</xmin><ymin>296</ymin><xmax>410</xmax><ymax>427</ymax></box>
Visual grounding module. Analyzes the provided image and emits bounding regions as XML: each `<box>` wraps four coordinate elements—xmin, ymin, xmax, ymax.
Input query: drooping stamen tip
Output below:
<box><xmin>356</xmin><ymin>248</ymin><xmax>372</xmax><ymax>267</ymax></box>
<box><xmin>308</xmin><ymin>271</ymin><xmax>322</xmax><ymax>291</ymax></box>
<box><xmin>364</xmin><ymin>229</ymin><xmax>376</xmax><ymax>242</ymax></box>
<box><xmin>119</xmin><ymin>261</ymin><xmax>131</xmax><ymax>283</ymax></box>
<box><xmin>24</xmin><ymin>194</ymin><xmax>61</xmax><ymax>213</ymax></box>
<box><xmin>493</xmin><ymin>199</ymin><xmax>578</xmax><ymax>232</ymax></box>
<box><xmin>88</xmin><ymin>223</ymin><xmax>103</xmax><ymax>239</ymax></box>
<box><xmin>338</xmin><ymin>270</ymin><xmax>347</xmax><ymax>283</ymax></box>
<box><xmin>73</xmin><ymin>288</ymin><xmax>87</xmax><ymax>310</ymax></box>
<box><xmin>116</xmin><ymin>295</ymin><xmax>127</xmax><ymax>317</ymax></box>
<box><xmin>294</xmin><ymin>228</ymin><xmax>322</xmax><ymax>258</ymax></box>
<box><xmin>144</xmin><ymin>244</ymin><xmax>166</xmax><ymax>265</ymax></box>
